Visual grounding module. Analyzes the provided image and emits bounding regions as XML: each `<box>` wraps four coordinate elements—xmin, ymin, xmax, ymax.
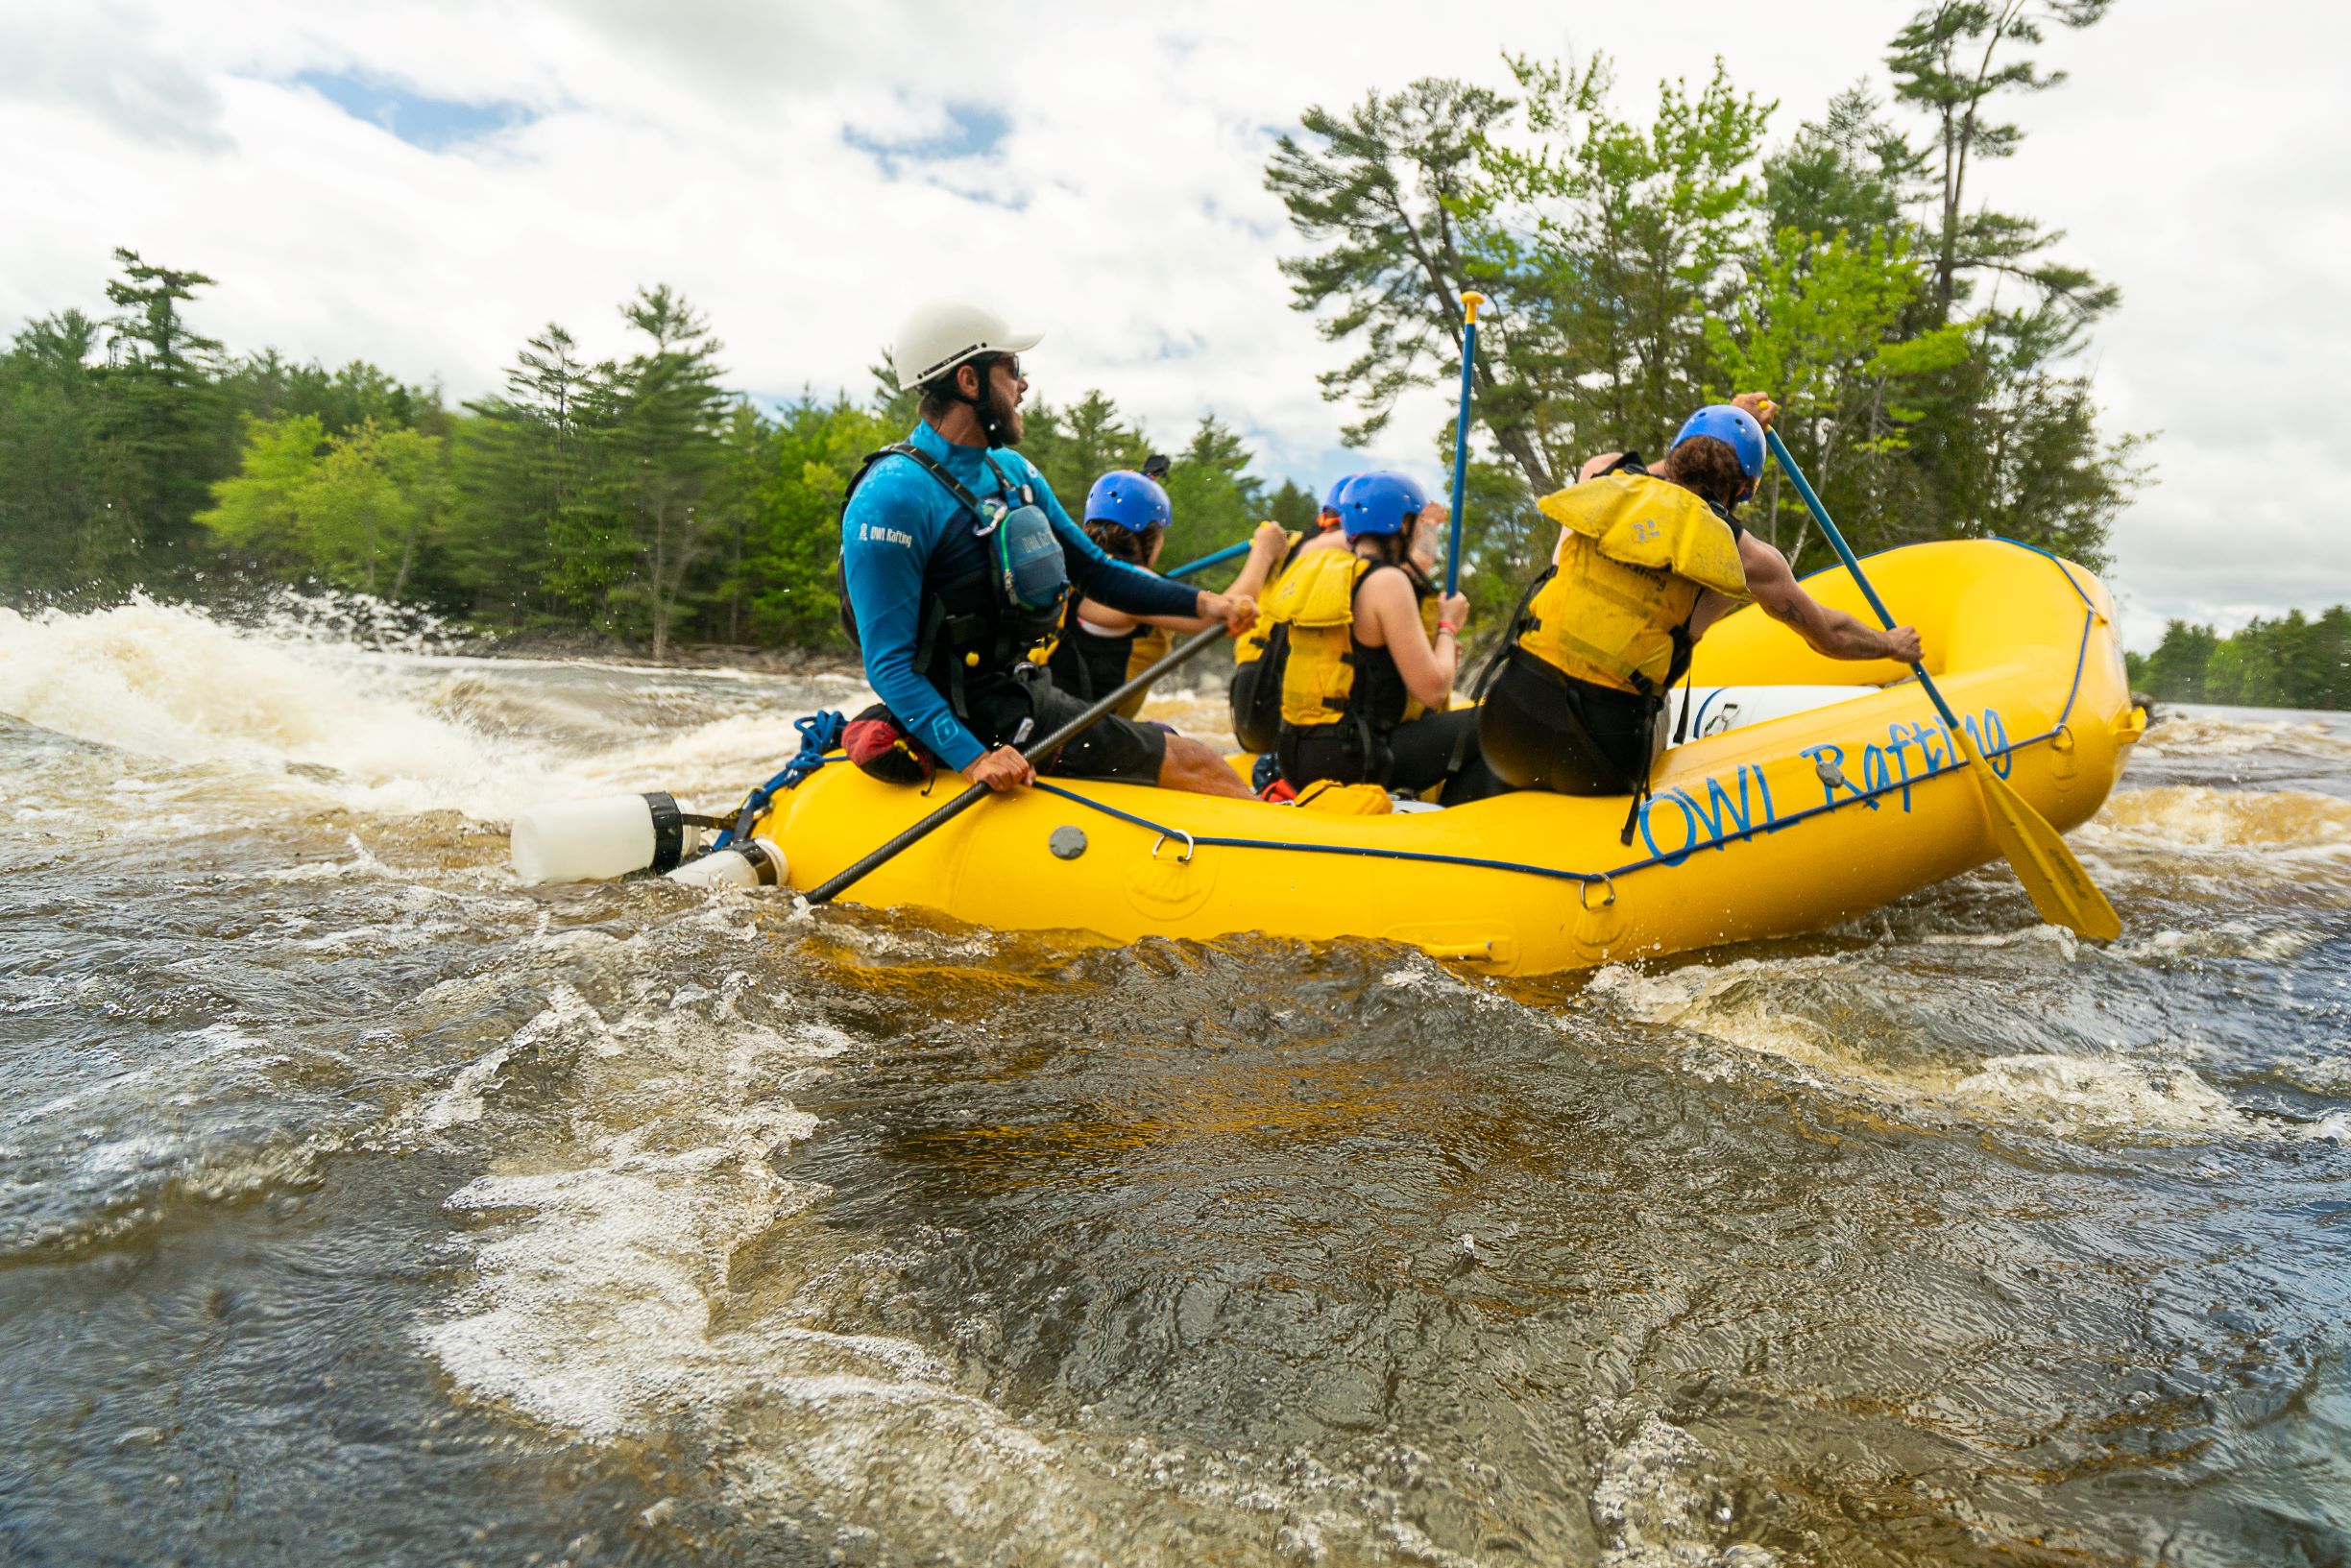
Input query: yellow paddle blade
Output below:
<box><xmin>1952</xmin><ymin>728</ymin><xmax>2121</xmax><ymax>941</ymax></box>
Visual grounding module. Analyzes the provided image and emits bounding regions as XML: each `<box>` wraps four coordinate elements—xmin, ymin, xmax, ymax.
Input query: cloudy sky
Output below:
<box><xmin>4</xmin><ymin>0</ymin><xmax>2343</xmax><ymax>648</ymax></box>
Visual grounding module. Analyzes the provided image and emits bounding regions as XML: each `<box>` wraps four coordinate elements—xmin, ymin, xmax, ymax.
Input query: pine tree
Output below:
<box><xmin>1264</xmin><ymin>78</ymin><xmax>1549</xmax><ymax>488</ymax></box>
<box><xmin>96</xmin><ymin>248</ymin><xmax>230</xmax><ymax>572</ymax></box>
<box><xmin>597</xmin><ymin>285</ymin><xmax>734</xmax><ymax>661</ymax></box>
<box><xmin>1885</xmin><ymin>0</ymin><xmax>2118</xmax><ymax>326</ymax></box>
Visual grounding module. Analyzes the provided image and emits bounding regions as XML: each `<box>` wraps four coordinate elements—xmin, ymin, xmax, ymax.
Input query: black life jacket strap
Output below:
<box><xmin>1478</xmin><ymin>562</ymin><xmax>1555</xmax><ymax>702</ymax></box>
<box><xmin>980</xmin><ymin>453</ymin><xmax>1033</xmax><ymax>510</ymax></box>
<box><xmin>1664</xmin><ymin>613</ymin><xmax>1700</xmax><ymax>745</ymax></box>
<box><xmin>886</xmin><ymin>442</ymin><xmax>988</xmax><ymax>518</ymax></box>
<box><xmin>1617</xmin><ymin>693</ymin><xmax>1667</xmax><ymax>847</ymax></box>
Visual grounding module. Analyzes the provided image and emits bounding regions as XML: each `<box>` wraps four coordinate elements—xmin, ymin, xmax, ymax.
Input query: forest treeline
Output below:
<box><xmin>4</xmin><ymin>3</ymin><xmax>2156</xmax><ymax>664</ymax></box>
<box><xmin>2128</xmin><ymin>613</ymin><xmax>2351</xmax><ymax>712</ymax></box>
<box><xmin>0</xmin><ymin>255</ymin><xmax>1311</xmax><ymax>657</ymax></box>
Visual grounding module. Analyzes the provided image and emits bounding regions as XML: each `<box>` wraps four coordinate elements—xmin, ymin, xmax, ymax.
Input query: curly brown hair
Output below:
<box><xmin>1655</xmin><ymin>436</ymin><xmax>1747</xmax><ymax>510</ymax></box>
<box><xmin>1083</xmin><ymin>518</ymin><xmax>1163</xmax><ymax>566</ymax></box>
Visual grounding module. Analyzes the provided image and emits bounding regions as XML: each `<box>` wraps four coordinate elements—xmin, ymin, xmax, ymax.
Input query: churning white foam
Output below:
<box><xmin>1588</xmin><ymin>957</ymin><xmax>2339</xmax><ymax>1146</ymax></box>
<box><xmin>2136</xmin><ymin>712</ymin><xmax>2351</xmax><ymax>762</ymax></box>
<box><xmin>0</xmin><ymin>597</ymin><xmax>847</xmax><ymax>826</ymax></box>
<box><xmin>0</xmin><ymin>598</ymin><xmax>570</xmax><ymax>818</ymax></box>
<box><xmin>1588</xmin><ymin>1402</ymin><xmax>1777</xmax><ymax>1568</ymax></box>
<box><xmin>2084</xmin><ymin>785</ymin><xmax>2351</xmax><ymax>858</ymax></box>
<box><xmin>1947</xmin><ymin>1053</ymin><xmax>2251</xmax><ymax>1140</ymax></box>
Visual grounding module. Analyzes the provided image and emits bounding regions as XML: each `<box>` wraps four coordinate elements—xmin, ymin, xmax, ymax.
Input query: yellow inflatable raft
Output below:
<box><xmin>755</xmin><ymin>539</ymin><xmax>2145</xmax><ymax>974</ymax></box>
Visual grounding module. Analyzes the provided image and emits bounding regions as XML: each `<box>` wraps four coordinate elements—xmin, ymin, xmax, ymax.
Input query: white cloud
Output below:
<box><xmin>3</xmin><ymin>0</ymin><xmax>2343</xmax><ymax>647</ymax></box>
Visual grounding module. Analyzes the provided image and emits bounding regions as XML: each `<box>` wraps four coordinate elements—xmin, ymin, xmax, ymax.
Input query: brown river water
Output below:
<box><xmin>1</xmin><ymin>597</ymin><xmax>2345</xmax><ymax>1566</ymax></box>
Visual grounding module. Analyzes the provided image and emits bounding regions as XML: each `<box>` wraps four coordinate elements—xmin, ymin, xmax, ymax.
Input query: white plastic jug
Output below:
<box><xmin>511</xmin><ymin>791</ymin><xmax>699</xmax><ymax>884</ymax></box>
<box><xmin>666</xmin><ymin>838</ymin><xmax>787</xmax><ymax>890</ymax></box>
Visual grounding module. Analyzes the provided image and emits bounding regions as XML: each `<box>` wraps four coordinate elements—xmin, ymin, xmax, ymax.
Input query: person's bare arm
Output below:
<box><xmin>1729</xmin><ymin>533</ymin><xmax>1922</xmax><ymax>663</ymax></box>
<box><xmin>1123</xmin><ymin>521</ymin><xmax>1292</xmax><ymax>633</ymax></box>
<box><xmin>1358</xmin><ymin>570</ymin><xmax>1463</xmax><ymax>712</ymax></box>
<box><xmin>1227</xmin><ymin>519</ymin><xmax>1291</xmax><ymax>600</ymax></box>
<box><xmin>1075</xmin><ymin>598</ymin><xmax>1140</xmax><ymax>634</ymax></box>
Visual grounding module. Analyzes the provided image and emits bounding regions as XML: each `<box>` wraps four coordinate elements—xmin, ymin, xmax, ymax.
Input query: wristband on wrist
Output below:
<box><xmin>1437</xmin><ymin>622</ymin><xmax>1461</xmax><ymax>638</ymax></box>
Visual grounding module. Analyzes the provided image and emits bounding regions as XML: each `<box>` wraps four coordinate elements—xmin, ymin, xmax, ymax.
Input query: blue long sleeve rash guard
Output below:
<box><xmin>840</xmin><ymin>421</ymin><xmax>1202</xmax><ymax>770</ymax></box>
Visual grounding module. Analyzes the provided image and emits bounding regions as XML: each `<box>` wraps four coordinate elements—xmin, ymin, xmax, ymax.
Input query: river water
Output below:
<box><xmin>1</xmin><ymin>597</ymin><xmax>2344</xmax><ymax>1567</ymax></box>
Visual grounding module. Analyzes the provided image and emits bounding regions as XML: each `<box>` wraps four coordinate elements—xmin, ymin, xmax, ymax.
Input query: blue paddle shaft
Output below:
<box><xmin>1763</xmin><ymin>428</ymin><xmax>1963</xmax><ymax>735</ymax></box>
<box><xmin>1446</xmin><ymin>317</ymin><xmax>1479</xmax><ymax>596</ymax></box>
<box><xmin>1162</xmin><ymin>540</ymin><xmax>1251</xmax><ymax>581</ymax></box>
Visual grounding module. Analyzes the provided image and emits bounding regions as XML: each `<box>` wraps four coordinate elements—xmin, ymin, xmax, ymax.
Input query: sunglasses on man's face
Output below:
<box><xmin>994</xmin><ymin>356</ymin><xmax>1023</xmax><ymax>382</ymax></box>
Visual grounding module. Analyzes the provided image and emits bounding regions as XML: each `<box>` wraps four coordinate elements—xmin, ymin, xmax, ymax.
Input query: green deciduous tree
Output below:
<box><xmin>1475</xmin><ymin>57</ymin><xmax>1772</xmax><ymax>487</ymax></box>
<box><xmin>739</xmin><ymin>394</ymin><xmax>894</xmax><ymax>648</ymax></box>
<box><xmin>1270</xmin><ymin>12</ymin><xmax>2145</xmax><ymax>578</ymax></box>
<box><xmin>198</xmin><ymin>415</ymin><xmax>450</xmax><ymax>598</ymax></box>
<box><xmin>1706</xmin><ymin>226</ymin><xmax>1967</xmax><ymax>567</ymax></box>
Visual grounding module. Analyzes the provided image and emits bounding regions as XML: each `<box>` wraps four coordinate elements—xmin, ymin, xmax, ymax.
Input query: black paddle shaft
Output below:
<box><xmin>804</xmin><ymin>624</ymin><xmax>1231</xmax><ymax>906</ymax></box>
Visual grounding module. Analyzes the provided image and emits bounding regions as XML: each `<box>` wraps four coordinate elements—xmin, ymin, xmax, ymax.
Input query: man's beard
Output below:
<box><xmin>982</xmin><ymin>384</ymin><xmax>1022</xmax><ymax>448</ymax></box>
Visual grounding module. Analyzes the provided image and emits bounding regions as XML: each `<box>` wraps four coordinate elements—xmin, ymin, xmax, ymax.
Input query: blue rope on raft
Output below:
<box><xmin>715</xmin><ymin>710</ymin><xmax>845</xmax><ymax>849</ymax></box>
<box><xmin>1025</xmin><ymin>551</ymin><xmax>2102</xmax><ymax>890</ymax></box>
<box><xmin>741</xmin><ymin>540</ymin><xmax>2103</xmax><ymax>888</ymax></box>
<box><xmin>1994</xmin><ymin>536</ymin><xmax>2100</xmax><ymax>613</ymax></box>
<box><xmin>1030</xmin><ymin>781</ymin><xmax>1614</xmax><ymax>885</ymax></box>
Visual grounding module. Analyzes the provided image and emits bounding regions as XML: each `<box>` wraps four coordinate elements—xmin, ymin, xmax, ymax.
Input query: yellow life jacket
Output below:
<box><xmin>1265</xmin><ymin>548</ymin><xmax>1441</xmax><ymax>729</ymax></box>
<box><xmin>1230</xmin><ymin>529</ymin><xmax>1307</xmax><ymax>670</ymax></box>
<box><xmin>1515</xmin><ymin>472</ymin><xmax>1751</xmax><ymax>696</ymax></box>
<box><xmin>1114</xmin><ymin>624</ymin><xmax>1173</xmax><ymax>718</ymax></box>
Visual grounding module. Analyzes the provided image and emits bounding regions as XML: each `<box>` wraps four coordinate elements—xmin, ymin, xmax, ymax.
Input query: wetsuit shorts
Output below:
<box><xmin>959</xmin><ymin>664</ymin><xmax>1167</xmax><ymax>785</ymax></box>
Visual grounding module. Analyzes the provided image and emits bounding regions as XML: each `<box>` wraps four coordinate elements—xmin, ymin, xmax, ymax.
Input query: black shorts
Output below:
<box><xmin>1476</xmin><ymin>647</ymin><xmax>1660</xmax><ymax>795</ymax></box>
<box><xmin>956</xmin><ymin>665</ymin><xmax>1167</xmax><ymax>785</ymax></box>
<box><xmin>1023</xmin><ymin>672</ymin><xmax>1167</xmax><ymax>784</ymax></box>
<box><xmin>1275</xmin><ymin>707</ymin><xmax>1484</xmax><ymax>796</ymax></box>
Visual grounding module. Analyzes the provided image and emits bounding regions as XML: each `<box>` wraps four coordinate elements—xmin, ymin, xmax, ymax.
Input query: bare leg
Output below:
<box><xmin>1156</xmin><ymin>735</ymin><xmax>1252</xmax><ymax>798</ymax></box>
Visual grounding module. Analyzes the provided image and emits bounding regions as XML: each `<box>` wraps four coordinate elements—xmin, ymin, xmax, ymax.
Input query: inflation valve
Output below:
<box><xmin>1048</xmin><ymin>825</ymin><xmax>1087</xmax><ymax>860</ymax></box>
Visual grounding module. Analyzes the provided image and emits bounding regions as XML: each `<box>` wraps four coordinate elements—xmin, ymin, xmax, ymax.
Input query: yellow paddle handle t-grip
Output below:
<box><xmin>1461</xmin><ymin>290</ymin><xmax>1484</xmax><ymax>325</ymax></box>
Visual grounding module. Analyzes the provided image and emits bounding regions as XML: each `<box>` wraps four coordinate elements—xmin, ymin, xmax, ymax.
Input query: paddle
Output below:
<box><xmin>1443</xmin><ymin>291</ymin><xmax>1485</xmax><ymax>595</ymax></box>
<box><xmin>1162</xmin><ymin>539</ymin><xmax>1251</xmax><ymax>581</ymax></box>
<box><xmin>804</xmin><ymin>624</ymin><xmax>1233</xmax><ymax>906</ymax></box>
<box><xmin>1764</xmin><ymin>428</ymin><xmax>2121</xmax><ymax>940</ymax></box>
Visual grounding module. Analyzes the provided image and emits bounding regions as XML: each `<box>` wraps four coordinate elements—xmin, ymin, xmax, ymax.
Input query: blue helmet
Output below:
<box><xmin>1320</xmin><ymin>473</ymin><xmax>1359</xmax><ymax>523</ymax></box>
<box><xmin>1672</xmin><ymin>405</ymin><xmax>1766</xmax><ymax>497</ymax></box>
<box><xmin>1342</xmin><ymin>470</ymin><xmax>1428</xmax><ymax>539</ymax></box>
<box><xmin>1083</xmin><ymin>470</ymin><xmax>1172</xmax><ymax>531</ymax></box>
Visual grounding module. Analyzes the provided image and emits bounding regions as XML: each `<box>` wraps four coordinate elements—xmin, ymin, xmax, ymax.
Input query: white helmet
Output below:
<box><xmin>890</xmin><ymin>301</ymin><xmax>1042</xmax><ymax>394</ymax></box>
